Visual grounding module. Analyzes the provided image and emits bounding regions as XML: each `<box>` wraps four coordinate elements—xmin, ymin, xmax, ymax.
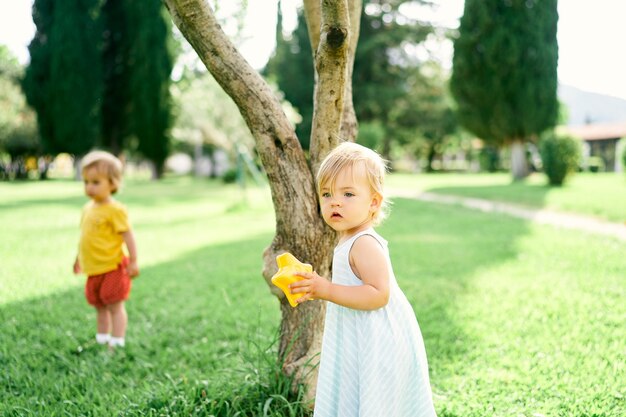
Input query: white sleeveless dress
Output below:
<box><xmin>314</xmin><ymin>229</ymin><xmax>437</xmax><ymax>417</ymax></box>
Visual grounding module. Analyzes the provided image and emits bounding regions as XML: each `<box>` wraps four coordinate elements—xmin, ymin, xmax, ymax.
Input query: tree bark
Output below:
<box><xmin>510</xmin><ymin>139</ymin><xmax>529</xmax><ymax>180</ymax></box>
<box><xmin>304</xmin><ymin>0</ymin><xmax>361</xmax><ymax>173</ymax></box>
<box><xmin>164</xmin><ymin>0</ymin><xmax>359</xmax><ymax>401</ymax></box>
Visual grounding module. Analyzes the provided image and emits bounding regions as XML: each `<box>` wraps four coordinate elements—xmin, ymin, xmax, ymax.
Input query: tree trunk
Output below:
<box><xmin>426</xmin><ymin>143</ymin><xmax>436</xmax><ymax>172</ymax></box>
<box><xmin>510</xmin><ymin>139</ymin><xmax>529</xmax><ymax>180</ymax></box>
<box><xmin>304</xmin><ymin>0</ymin><xmax>361</xmax><ymax>172</ymax></box>
<box><xmin>163</xmin><ymin>0</ymin><xmax>359</xmax><ymax>401</ymax></box>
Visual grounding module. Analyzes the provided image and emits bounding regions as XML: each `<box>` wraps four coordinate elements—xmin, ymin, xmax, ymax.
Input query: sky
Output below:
<box><xmin>2</xmin><ymin>1</ymin><xmax>626</xmax><ymax>101</ymax></box>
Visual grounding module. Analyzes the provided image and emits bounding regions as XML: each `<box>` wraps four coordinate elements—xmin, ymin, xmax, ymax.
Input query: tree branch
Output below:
<box><xmin>163</xmin><ymin>0</ymin><xmax>320</xmax><ymax>239</ymax></box>
<box><xmin>308</xmin><ymin>0</ymin><xmax>351</xmax><ymax>174</ymax></box>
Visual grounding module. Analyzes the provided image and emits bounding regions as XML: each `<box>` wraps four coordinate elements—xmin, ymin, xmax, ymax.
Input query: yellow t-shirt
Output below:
<box><xmin>78</xmin><ymin>200</ymin><xmax>130</xmax><ymax>276</ymax></box>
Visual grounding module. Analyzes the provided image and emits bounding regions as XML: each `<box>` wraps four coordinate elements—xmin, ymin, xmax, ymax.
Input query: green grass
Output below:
<box><xmin>1</xmin><ymin>176</ymin><xmax>625</xmax><ymax>416</ymax></box>
<box><xmin>388</xmin><ymin>172</ymin><xmax>626</xmax><ymax>222</ymax></box>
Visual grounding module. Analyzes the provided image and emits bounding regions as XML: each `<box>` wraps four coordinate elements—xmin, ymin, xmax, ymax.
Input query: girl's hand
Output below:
<box><xmin>289</xmin><ymin>271</ymin><xmax>331</xmax><ymax>304</ymax></box>
<box><xmin>73</xmin><ymin>258</ymin><xmax>81</xmax><ymax>274</ymax></box>
<box><xmin>126</xmin><ymin>260</ymin><xmax>140</xmax><ymax>278</ymax></box>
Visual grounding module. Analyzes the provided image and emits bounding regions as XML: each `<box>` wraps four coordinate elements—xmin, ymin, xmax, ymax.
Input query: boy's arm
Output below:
<box><xmin>73</xmin><ymin>254</ymin><xmax>81</xmax><ymax>274</ymax></box>
<box><xmin>122</xmin><ymin>230</ymin><xmax>139</xmax><ymax>277</ymax></box>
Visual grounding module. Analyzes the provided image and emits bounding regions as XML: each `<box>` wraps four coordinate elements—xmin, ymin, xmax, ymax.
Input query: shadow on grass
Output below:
<box><xmin>1</xmin><ymin>196</ymin><xmax>541</xmax><ymax>416</ymax></box>
<box><xmin>380</xmin><ymin>197</ymin><xmax>539</xmax><ymax>401</ymax></box>
<box><xmin>0</xmin><ymin>232</ymin><xmax>295</xmax><ymax>415</ymax></box>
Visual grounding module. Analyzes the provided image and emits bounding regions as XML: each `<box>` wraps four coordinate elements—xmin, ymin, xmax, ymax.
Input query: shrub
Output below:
<box><xmin>539</xmin><ymin>131</ymin><xmax>581</xmax><ymax>186</ymax></box>
<box><xmin>587</xmin><ymin>156</ymin><xmax>605</xmax><ymax>173</ymax></box>
<box><xmin>222</xmin><ymin>167</ymin><xmax>238</xmax><ymax>184</ymax></box>
<box><xmin>478</xmin><ymin>146</ymin><xmax>500</xmax><ymax>172</ymax></box>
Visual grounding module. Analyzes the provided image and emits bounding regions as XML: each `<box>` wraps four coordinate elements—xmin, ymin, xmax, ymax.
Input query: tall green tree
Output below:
<box><xmin>23</xmin><ymin>0</ymin><xmax>103</xmax><ymax>156</ymax></box>
<box><xmin>352</xmin><ymin>0</ymin><xmax>432</xmax><ymax>158</ymax></box>
<box><xmin>450</xmin><ymin>0</ymin><xmax>559</xmax><ymax>180</ymax></box>
<box><xmin>127</xmin><ymin>0</ymin><xmax>174</xmax><ymax>178</ymax></box>
<box><xmin>264</xmin><ymin>8</ymin><xmax>314</xmax><ymax>149</ymax></box>
<box><xmin>24</xmin><ymin>0</ymin><xmax>174</xmax><ymax>176</ymax></box>
<box><xmin>100</xmin><ymin>0</ymin><xmax>133</xmax><ymax>155</ymax></box>
<box><xmin>391</xmin><ymin>66</ymin><xmax>457</xmax><ymax>171</ymax></box>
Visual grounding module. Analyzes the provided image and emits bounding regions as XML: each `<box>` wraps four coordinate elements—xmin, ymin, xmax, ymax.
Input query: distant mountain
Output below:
<box><xmin>558</xmin><ymin>84</ymin><xmax>626</xmax><ymax>126</ymax></box>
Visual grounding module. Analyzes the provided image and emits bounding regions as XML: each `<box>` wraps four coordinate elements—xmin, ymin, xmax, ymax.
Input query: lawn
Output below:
<box><xmin>387</xmin><ymin>172</ymin><xmax>626</xmax><ymax>223</ymax></box>
<box><xmin>1</xmin><ymin>176</ymin><xmax>624</xmax><ymax>416</ymax></box>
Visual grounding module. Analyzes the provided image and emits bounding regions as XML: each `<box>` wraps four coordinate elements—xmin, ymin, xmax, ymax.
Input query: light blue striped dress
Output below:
<box><xmin>314</xmin><ymin>229</ymin><xmax>437</xmax><ymax>417</ymax></box>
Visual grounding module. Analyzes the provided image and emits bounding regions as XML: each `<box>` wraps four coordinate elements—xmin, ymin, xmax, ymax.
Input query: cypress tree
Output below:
<box><xmin>101</xmin><ymin>0</ymin><xmax>133</xmax><ymax>155</ymax></box>
<box><xmin>23</xmin><ymin>0</ymin><xmax>102</xmax><ymax>156</ymax></box>
<box><xmin>24</xmin><ymin>0</ymin><xmax>175</xmax><ymax>175</ymax></box>
<box><xmin>264</xmin><ymin>9</ymin><xmax>314</xmax><ymax>149</ymax></box>
<box><xmin>126</xmin><ymin>0</ymin><xmax>174</xmax><ymax>178</ymax></box>
<box><xmin>22</xmin><ymin>0</ymin><xmax>54</xmax><ymax>152</ymax></box>
<box><xmin>450</xmin><ymin>0</ymin><xmax>559</xmax><ymax>179</ymax></box>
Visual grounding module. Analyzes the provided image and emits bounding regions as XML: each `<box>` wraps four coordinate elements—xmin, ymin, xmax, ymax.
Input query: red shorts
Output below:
<box><xmin>85</xmin><ymin>258</ymin><xmax>131</xmax><ymax>308</ymax></box>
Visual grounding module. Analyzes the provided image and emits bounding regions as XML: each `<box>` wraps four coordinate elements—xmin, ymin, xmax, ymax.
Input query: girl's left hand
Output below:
<box><xmin>289</xmin><ymin>271</ymin><xmax>331</xmax><ymax>304</ymax></box>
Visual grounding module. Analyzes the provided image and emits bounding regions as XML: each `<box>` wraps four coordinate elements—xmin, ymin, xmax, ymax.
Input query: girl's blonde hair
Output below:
<box><xmin>81</xmin><ymin>150</ymin><xmax>124</xmax><ymax>194</ymax></box>
<box><xmin>316</xmin><ymin>142</ymin><xmax>390</xmax><ymax>225</ymax></box>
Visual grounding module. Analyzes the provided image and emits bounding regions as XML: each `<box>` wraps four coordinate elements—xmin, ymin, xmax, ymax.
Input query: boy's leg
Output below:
<box><xmin>108</xmin><ymin>300</ymin><xmax>127</xmax><ymax>347</ymax></box>
<box><xmin>96</xmin><ymin>306</ymin><xmax>111</xmax><ymax>333</ymax></box>
<box><xmin>96</xmin><ymin>306</ymin><xmax>111</xmax><ymax>344</ymax></box>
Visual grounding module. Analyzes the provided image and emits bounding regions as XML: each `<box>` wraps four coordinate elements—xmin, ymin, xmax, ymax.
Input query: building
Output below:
<box><xmin>562</xmin><ymin>122</ymin><xmax>626</xmax><ymax>172</ymax></box>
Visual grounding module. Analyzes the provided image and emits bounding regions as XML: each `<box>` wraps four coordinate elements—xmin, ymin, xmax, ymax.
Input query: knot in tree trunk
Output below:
<box><xmin>326</xmin><ymin>26</ymin><xmax>347</xmax><ymax>49</ymax></box>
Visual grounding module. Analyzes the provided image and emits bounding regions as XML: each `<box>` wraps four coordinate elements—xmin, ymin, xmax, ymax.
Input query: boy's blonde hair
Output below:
<box><xmin>316</xmin><ymin>142</ymin><xmax>390</xmax><ymax>225</ymax></box>
<box><xmin>81</xmin><ymin>150</ymin><xmax>124</xmax><ymax>194</ymax></box>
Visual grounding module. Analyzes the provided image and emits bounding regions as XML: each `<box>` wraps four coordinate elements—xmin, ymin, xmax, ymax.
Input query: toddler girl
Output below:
<box><xmin>290</xmin><ymin>142</ymin><xmax>437</xmax><ymax>416</ymax></box>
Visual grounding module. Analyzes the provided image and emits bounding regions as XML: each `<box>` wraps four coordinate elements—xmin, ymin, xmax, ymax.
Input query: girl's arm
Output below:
<box><xmin>290</xmin><ymin>235</ymin><xmax>390</xmax><ymax>311</ymax></box>
<box><xmin>122</xmin><ymin>230</ymin><xmax>140</xmax><ymax>278</ymax></box>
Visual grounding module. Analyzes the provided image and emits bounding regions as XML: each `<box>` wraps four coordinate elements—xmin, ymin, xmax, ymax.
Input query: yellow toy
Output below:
<box><xmin>271</xmin><ymin>252</ymin><xmax>313</xmax><ymax>307</ymax></box>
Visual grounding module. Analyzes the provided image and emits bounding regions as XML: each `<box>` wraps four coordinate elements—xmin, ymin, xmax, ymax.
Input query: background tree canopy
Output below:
<box><xmin>450</xmin><ymin>0</ymin><xmax>559</xmax><ymax>179</ymax></box>
<box><xmin>265</xmin><ymin>0</ymin><xmax>457</xmax><ymax>165</ymax></box>
<box><xmin>22</xmin><ymin>0</ymin><xmax>175</xmax><ymax>177</ymax></box>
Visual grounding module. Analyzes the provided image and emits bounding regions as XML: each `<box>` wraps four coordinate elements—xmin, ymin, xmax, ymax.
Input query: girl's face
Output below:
<box><xmin>319</xmin><ymin>163</ymin><xmax>381</xmax><ymax>239</ymax></box>
<box><xmin>83</xmin><ymin>167</ymin><xmax>114</xmax><ymax>204</ymax></box>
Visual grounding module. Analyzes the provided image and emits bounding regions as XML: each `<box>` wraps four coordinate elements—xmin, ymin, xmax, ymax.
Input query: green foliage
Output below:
<box><xmin>22</xmin><ymin>0</ymin><xmax>175</xmax><ymax>172</ymax></box>
<box><xmin>100</xmin><ymin>0</ymin><xmax>134</xmax><ymax>154</ymax></box>
<box><xmin>222</xmin><ymin>167</ymin><xmax>238</xmax><ymax>183</ymax></box>
<box><xmin>265</xmin><ymin>1</ymin><xmax>443</xmax><ymax>154</ymax></box>
<box><xmin>128</xmin><ymin>2</ymin><xmax>175</xmax><ymax>177</ymax></box>
<box><xmin>353</xmin><ymin>1</ymin><xmax>432</xmax><ymax>122</ymax></box>
<box><xmin>539</xmin><ymin>131</ymin><xmax>581</xmax><ymax>186</ymax></box>
<box><xmin>0</xmin><ymin>47</ymin><xmax>38</xmax><ymax>156</ymax></box>
<box><xmin>4</xmin><ymin>124</ymin><xmax>40</xmax><ymax>159</ymax></box>
<box><xmin>21</xmin><ymin>0</ymin><xmax>55</xmax><ymax>152</ymax></box>
<box><xmin>264</xmin><ymin>10</ymin><xmax>314</xmax><ymax>149</ymax></box>
<box><xmin>391</xmin><ymin>68</ymin><xmax>458</xmax><ymax>170</ymax></box>
<box><xmin>0</xmin><ymin>45</ymin><xmax>22</xmax><ymax>79</ymax></box>
<box><xmin>172</xmin><ymin>66</ymin><xmax>254</xmax><ymax>161</ymax></box>
<box><xmin>23</xmin><ymin>0</ymin><xmax>103</xmax><ymax>155</ymax></box>
<box><xmin>478</xmin><ymin>146</ymin><xmax>501</xmax><ymax>172</ymax></box>
<box><xmin>586</xmin><ymin>156</ymin><xmax>605</xmax><ymax>173</ymax></box>
<box><xmin>357</xmin><ymin>121</ymin><xmax>385</xmax><ymax>152</ymax></box>
<box><xmin>451</xmin><ymin>0</ymin><xmax>559</xmax><ymax>144</ymax></box>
